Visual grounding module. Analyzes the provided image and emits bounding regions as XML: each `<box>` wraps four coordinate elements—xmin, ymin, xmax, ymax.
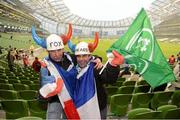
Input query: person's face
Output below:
<box><xmin>48</xmin><ymin>49</ymin><xmax>64</xmax><ymax>62</ymax></box>
<box><xmin>76</xmin><ymin>54</ymin><xmax>91</xmax><ymax>68</ymax></box>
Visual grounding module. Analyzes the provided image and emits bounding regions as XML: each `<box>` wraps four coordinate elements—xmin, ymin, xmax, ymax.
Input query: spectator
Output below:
<box><xmin>22</xmin><ymin>54</ymin><xmax>29</xmax><ymax>67</ymax></box>
<box><xmin>169</xmin><ymin>55</ymin><xmax>176</xmax><ymax>69</ymax></box>
<box><xmin>72</xmin><ymin>41</ymin><xmax>123</xmax><ymax>119</ymax></box>
<box><xmin>29</xmin><ymin>44</ymin><xmax>34</xmax><ymax>57</ymax></box>
<box><xmin>10</xmin><ymin>35</ymin><xmax>13</xmax><ymax>40</ymax></box>
<box><xmin>7</xmin><ymin>49</ymin><xmax>15</xmax><ymax>71</ymax></box>
<box><xmin>32</xmin><ymin>57</ymin><xmax>41</xmax><ymax>73</ymax></box>
<box><xmin>177</xmin><ymin>53</ymin><xmax>180</xmax><ymax>62</ymax></box>
<box><xmin>0</xmin><ymin>47</ymin><xmax>2</xmax><ymax>54</ymax></box>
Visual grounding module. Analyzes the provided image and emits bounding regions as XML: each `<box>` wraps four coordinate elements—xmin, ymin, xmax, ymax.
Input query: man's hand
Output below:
<box><xmin>109</xmin><ymin>50</ymin><xmax>124</xmax><ymax>67</ymax></box>
<box><xmin>93</xmin><ymin>58</ymin><xmax>103</xmax><ymax>69</ymax></box>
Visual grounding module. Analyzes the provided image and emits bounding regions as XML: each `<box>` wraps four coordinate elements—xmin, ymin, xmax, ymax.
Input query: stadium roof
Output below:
<box><xmin>19</xmin><ymin>0</ymin><xmax>180</xmax><ymax>27</ymax></box>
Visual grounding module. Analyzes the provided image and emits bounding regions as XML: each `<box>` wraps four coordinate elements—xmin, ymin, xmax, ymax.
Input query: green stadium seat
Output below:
<box><xmin>133</xmin><ymin>85</ymin><xmax>150</xmax><ymax>93</ymax></box>
<box><xmin>117</xmin><ymin>86</ymin><xmax>135</xmax><ymax>94</ymax></box>
<box><xmin>131</xmin><ymin>93</ymin><xmax>154</xmax><ymax>109</ymax></box>
<box><xmin>8</xmin><ymin>80</ymin><xmax>21</xmax><ymax>84</ymax></box>
<box><xmin>0</xmin><ymin>90</ymin><xmax>18</xmax><ymax>100</ymax></box>
<box><xmin>28</xmin><ymin>100</ymin><xmax>47</xmax><ymax>119</ymax></box>
<box><xmin>171</xmin><ymin>90</ymin><xmax>180</xmax><ymax>107</ymax></box>
<box><xmin>1</xmin><ymin>100</ymin><xmax>29</xmax><ymax>119</ymax></box>
<box><xmin>0</xmin><ymin>75</ymin><xmax>8</xmax><ymax>79</ymax></box>
<box><xmin>128</xmin><ymin>108</ymin><xmax>151</xmax><ymax>119</ymax></box>
<box><xmin>117</xmin><ymin>77</ymin><xmax>126</xmax><ymax>82</ymax></box>
<box><xmin>18</xmin><ymin>76</ymin><xmax>29</xmax><ymax>81</ymax></box>
<box><xmin>0</xmin><ymin>83</ymin><xmax>14</xmax><ymax>90</ymax></box>
<box><xmin>29</xmin><ymin>77</ymin><xmax>39</xmax><ymax>81</ymax></box>
<box><xmin>157</xmin><ymin>104</ymin><xmax>177</xmax><ymax>111</ymax></box>
<box><xmin>33</xmin><ymin>80</ymin><xmax>39</xmax><ymax>84</ymax></box>
<box><xmin>29</xmin><ymin>84</ymin><xmax>40</xmax><ymax>90</ymax></box>
<box><xmin>21</xmin><ymin>80</ymin><xmax>34</xmax><ymax>85</ymax></box>
<box><xmin>150</xmin><ymin>91</ymin><xmax>173</xmax><ymax>110</ymax></box>
<box><xmin>137</xmin><ymin>80</ymin><xmax>149</xmax><ymax>86</ymax></box>
<box><xmin>105</xmin><ymin>86</ymin><xmax>119</xmax><ymax>104</ymax></box>
<box><xmin>8</xmin><ymin>76</ymin><xmax>18</xmax><ymax>80</ymax></box>
<box><xmin>163</xmin><ymin>108</ymin><xmax>180</xmax><ymax>119</ymax></box>
<box><xmin>0</xmin><ymin>79</ymin><xmax>8</xmax><ymax>84</ymax></box>
<box><xmin>132</xmin><ymin>111</ymin><xmax>162</xmax><ymax>119</ymax></box>
<box><xmin>115</xmin><ymin>81</ymin><xmax>123</xmax><ymax>87</ymax></box>
<box><xmin>16</xmin><ymin>116</ymin><xmax>43</xmax><ymax>120</ymax></box>
<box><xmin>13</xmin><ymin>83</ymin><xmax>29</xmax><ymax>91</ymax></box>
<box><xmin>122</xmin><ymin>80</ymin><xmax>136</xmax><ymax>86</ymax></box>
<box><xmin>18</xmin><ymin>90</ymin><xmax>37</xmax><ymax>100</ymax></box>
<box><xmin>110</xmin><ymin>94</ymin><xmax>132</xmax><ymax>116</ymax></box>
<box><xmin>157</xmin><ymin>104</ymin><xmax>177</xmax><ymax>118</ymax></box>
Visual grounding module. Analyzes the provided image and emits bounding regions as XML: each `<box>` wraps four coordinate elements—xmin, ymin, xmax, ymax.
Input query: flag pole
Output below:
<box><xmin>99</xmin><ymin>60</ymin><xmax>109</xmax><ymax>75</ymax></box>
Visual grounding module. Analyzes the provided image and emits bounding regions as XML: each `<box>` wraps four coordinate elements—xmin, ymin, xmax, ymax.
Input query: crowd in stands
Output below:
<box><xmin>5</xmin><ymin>45</ymin><xmax>41</xmax><ymax>73</ymax></box>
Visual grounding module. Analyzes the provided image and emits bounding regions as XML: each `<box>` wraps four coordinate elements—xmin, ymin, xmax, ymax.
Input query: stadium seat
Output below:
<box><xmin>0</xmin><ymin>75</ymin><xmax>8</xmax><ymax>79</ymax></box>
<box><xmin>8</xmin><ymin>76</ymin><xmax>18</xmax><ymax>80</ymax></box>
<box><xmin>133</xmin><ymin>85</ymin><xmax>150</xmax><ymax>93</ymax></box>
<box><xmin>21</xmin><ymin>80</ymin><xmax>34</xmax><ymax>85</ymax></box>
<box><xmin>109</xmin><ymin>81</ymin><xmax>123</xmax><ymax>87</ymax></box>
<box><xmin>16</xmin><ymin>116</ymin><xmax>43</xmax><ymax>120</ymax></box>
<box><xmin>131</xmin><ymin>93</ymin><xmax>154</xmax><ymax>109</ymax></box>
<box><xmin>163</xmin><ymin>108</ymin><xmax>180</xmax><ymax>119</ymax></box>
<box><xmin>115</xmin><ymin>81</ymin><xmax>123</xmax><ymax>87</ymax></box>
<box><xmin>0</xmin><ymin>83</ymin><xmax>14</xmax><ymax>90</ymax></box>
<box><xmin>137</xmin><ymin>80</ymin><xmax>150</xmax><ymax>86</ymax></box>
<box><xmin>29</xmin><ymin>77</ymin><xmax>39</xmax><ymax>81</ymax></box>
<box><xmin>33</xmin><ymin>80</ymin><xmax>39</xmax><ymax>84</ymax></box>
<box><xmin>157</xmin><ymin>104</ymin><xmax>177</xmax><ymax>118</ymax></box>
<box><xmin>18</xmin><ymin>76</ymin><xmax>29</xmax><ymax>81</ymax></box>
<box><xmin>117</xmin><ymin>77</ymin><xmax>126</xmax><ymax>82</ymax></box>
<box><xmin>0</xmin><ymin>90</ymin><xmax>18</xmax><ymax>100</ymax></box>
<box><xmin>110</xmin><ymin>94</ymin><xmax>132</xmax><ymax>116</ymax></box>
<box><xmin>128</xmin><ymin>108</ymin><xmax>151</xmax><ymax>119</ymax></box>
<box><xmin>132</xmin><ymin>111</ymin><xmax>162</xmax><ymax>119</ymax></box>
<box><xmin>117</xmin><ymin>86</ymin><xmax>135</xmax><ymax>94</ymax></box>
<box><xmin>122</xmin><ymin>80</ymin><xmax>136</xmax><ymax>86</ymax></box>
<box><xmin>150</xmin><ymin>91</ymin><xmax>173</xmax><ymax>110</ymax></box>
<box><xmin>171</xmin><ymin>90</ymin><xmax>180</xmax><ymax>107</ymax></box>
<box><xmin>1</xmin><ymin>100</ymin><xmax>29</xmax><ymax>119</ymax></box>
<box><xmin>0</xmin><ymin>79</ymin><xmax>8</xmax><ymax>84</ymax></box>
<box><xmin>28</xmin><ymin>100</ymin><xmax>47</xmax><ymax>119</ymax></box>
<box><xmin>29</xmin><ymin>84</ymin><xmax>40</xmax><ymax>90</ymax></box>
<box><xmin>8</xmin><ymin>80</ymin><xmax>21</xmax><ymax>84</ymax></box>
<box><xmin>105</xmin><ymin>86</ymin><xmax>118</xmax><ymax>104</ymax></box>
<box><xmin>18</xmin><ymin>90</ymin><xmax>38</xmax><ymax>100</ymax></box>
<box><xmin>13</xmin><ymin>83</ymin><xmax>30</xmax><ymax>91</ymax></box>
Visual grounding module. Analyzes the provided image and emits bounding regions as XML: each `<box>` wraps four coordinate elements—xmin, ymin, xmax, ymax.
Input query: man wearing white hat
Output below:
<box><xmin>32</xmin><ymin>25</ymin><xmax>103</xmax><ymax>119</ymax></box>
<box><xmin>68</xmin><ymin>33</ymin><xmax>124</xmax><ymax>119</ymax></box>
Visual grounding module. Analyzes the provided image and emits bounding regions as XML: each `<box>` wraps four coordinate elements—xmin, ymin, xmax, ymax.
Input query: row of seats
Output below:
<box><xmin>127</xmin><ymin>105</ymin><xmax>180</xmax><ymax>119</ymax></box>
<box><xmin>0</xmin><ymin>99</ymin><xmax>47</xmax><ymax>119</ymax></box>
<box><xmin>0</xmin><ymin>79</ymin><xmax>39</xmax><ymax>84</ymax></box>
<box><xmin>0</xmin><ymin>83</ymin><xmax>39</xmax><ymax>91</ymax></box>
<box><xmin>109</xmin><ymin>90</ymin><xmax>180</xmax><ymax>117</ymax></box>
<box><xmin>106</xmin><ymin>85</ymin><xmax>151</xmax><ymax>103</ymax></box>
<box><xmin>108</xmin><ymin>79</ymin><xmax>149</xmax><ymax>87</ymax></box>
<box><xmin>0</xmin><ymin>90</ymin><xmax>38</xmax><ymax>100</ymax></box>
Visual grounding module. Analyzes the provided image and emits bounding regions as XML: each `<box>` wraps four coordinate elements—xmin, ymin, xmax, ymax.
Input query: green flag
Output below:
<box><xmin>107</xmin><ymin>8</ymin><xmax>175</xmax><ymax>88</ymax></box>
